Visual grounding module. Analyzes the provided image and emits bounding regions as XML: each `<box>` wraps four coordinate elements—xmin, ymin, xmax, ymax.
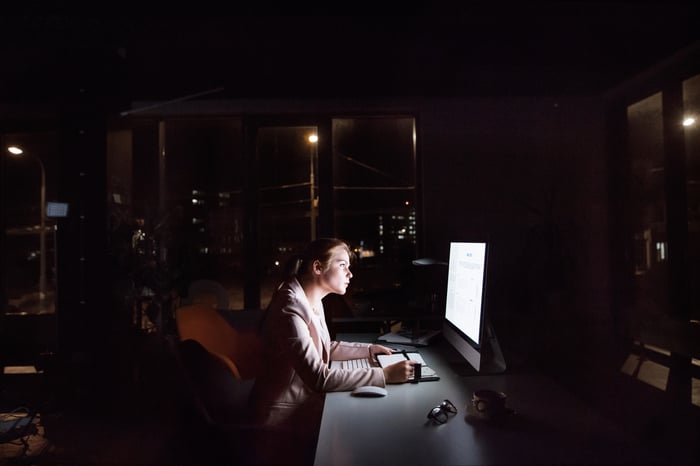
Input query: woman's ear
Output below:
<box><xmin>312</xmin><ymin>259</ymin><xmax>323</xmax><ymax>276</ymax></box>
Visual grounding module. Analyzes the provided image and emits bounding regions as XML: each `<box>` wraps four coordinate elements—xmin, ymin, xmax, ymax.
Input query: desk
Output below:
<box><xmin>314</xmin><ymin>334</ymin><xmax>658</xmax><ymax>465</ymax></box>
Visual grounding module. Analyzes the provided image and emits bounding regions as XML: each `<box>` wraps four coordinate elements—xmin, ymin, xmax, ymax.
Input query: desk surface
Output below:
<box><xmin>314</xmin><ymin>334</ymin><xmax>658</xmax><ymax>466</ymax></box>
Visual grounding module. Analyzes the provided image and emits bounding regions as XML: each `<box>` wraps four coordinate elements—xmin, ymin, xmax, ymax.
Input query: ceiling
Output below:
<box><xmin>1</xmin><ymin>3</ymin><xmax>699</xmax><ymax>105</ymax></box>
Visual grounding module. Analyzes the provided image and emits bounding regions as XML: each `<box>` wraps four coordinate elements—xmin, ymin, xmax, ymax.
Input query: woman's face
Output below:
<box><xmin>319</xmin><ymin>246</ymin><xmax>353</xmax><ymax>295</ymax></box>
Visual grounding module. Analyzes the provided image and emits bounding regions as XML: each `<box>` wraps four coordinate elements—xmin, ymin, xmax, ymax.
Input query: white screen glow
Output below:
<box><xmin>444</xmin><ymin>242</ymin><xmax>486</xmax><ymax>345</ymax></box>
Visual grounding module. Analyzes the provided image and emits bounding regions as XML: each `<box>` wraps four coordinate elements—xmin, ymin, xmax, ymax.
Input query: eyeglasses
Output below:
<box><xmin>427</xmin><ymin>399</ymin><xmax>457</xmax><ymax>424</ymax></box>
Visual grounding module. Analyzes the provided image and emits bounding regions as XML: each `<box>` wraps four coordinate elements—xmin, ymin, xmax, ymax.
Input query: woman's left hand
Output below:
<box><xmin>369</xmin><ymin>344</ymin><xmax>394</xmax><ymax>359</ymax></box>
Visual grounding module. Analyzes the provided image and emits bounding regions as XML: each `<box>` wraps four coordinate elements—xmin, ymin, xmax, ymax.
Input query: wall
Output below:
<box><xmin>418</xmin><ymin>95</ymin><xmax>611</xmax><ymax>370</ymax></box>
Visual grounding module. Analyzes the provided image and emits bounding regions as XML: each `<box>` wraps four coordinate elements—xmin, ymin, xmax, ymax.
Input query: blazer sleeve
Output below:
<box><xmin>273</xmin><ymin>297</ymin><xmax>386</xmax><ymax>392</ymax></box>
<box><xmin>329</xmin><ymin>340</ymin><xmax>374</xmax><ymax>360</ymax></box>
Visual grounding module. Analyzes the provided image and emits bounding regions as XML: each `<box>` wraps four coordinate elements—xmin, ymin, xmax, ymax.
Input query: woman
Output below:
<box><xmin>250</xmin><ymin>238</ymin><xmax>415</xmax><ymax>463</ymax></box>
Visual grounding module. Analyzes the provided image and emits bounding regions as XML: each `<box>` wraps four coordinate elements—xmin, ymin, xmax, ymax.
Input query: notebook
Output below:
<box><xmin>376</xmin><ymin>351</ymin><xmax>440</xmax><ymax>382</ymax></box>
<box><xmin>331</xmin><ymin>351</ymin><xmax>439</xmax><ymax>382</ymax></box>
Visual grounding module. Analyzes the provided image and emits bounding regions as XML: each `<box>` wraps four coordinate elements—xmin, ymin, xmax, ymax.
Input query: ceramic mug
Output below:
<box><xmin>472</xmin><ymin>389</ymin><xmax>507</xmax><ymax>416</ymax></box>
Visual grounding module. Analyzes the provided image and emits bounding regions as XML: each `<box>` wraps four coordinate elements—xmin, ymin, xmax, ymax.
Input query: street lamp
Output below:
<box><xmin>308</xmin><ymin>134</ymin><xmax>318</xmax><ymax>240</ymax></box>
<box><xmin>7</xmin><ymin>145</ymin><xmax>47</xmax><ymax>305</ymax></box>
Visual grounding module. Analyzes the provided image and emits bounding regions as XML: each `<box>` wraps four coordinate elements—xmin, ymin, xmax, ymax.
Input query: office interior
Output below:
<box><xmin>1</xmin><ymin>7</ymin><xmax>700</xmax><ymax>465</ymax></box>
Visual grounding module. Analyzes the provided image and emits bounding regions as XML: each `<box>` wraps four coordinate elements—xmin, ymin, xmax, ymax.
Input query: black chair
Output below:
<box><xmin>174</xmin><ymin>338</ymin><xmax>261</xmax><ymax>464</ymax></box>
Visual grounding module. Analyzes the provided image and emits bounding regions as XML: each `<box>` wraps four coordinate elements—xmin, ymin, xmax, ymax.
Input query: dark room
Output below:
<box><xmin>1</xmin><ymin>3</ymin><xmax>700</xmax><ymax>465</ymax></box>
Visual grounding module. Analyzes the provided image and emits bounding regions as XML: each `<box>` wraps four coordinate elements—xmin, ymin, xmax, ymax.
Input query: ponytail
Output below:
<box><xmin>282</xmin><ymin>254</ymin><xmax>305</xmax><ymax>279</ymax></box>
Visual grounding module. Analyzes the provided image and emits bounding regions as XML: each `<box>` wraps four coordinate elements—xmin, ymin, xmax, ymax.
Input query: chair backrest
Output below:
<box><xmin>176</xmin><ymin>338</ymin><xmax>254</xmax><ymax>424</ymax></box>
<box><xmin>174</xmin><ymin>338</ymin><xmax>269</xmax><ymax>465</ymax></box>
<box><xmin>175</xmin><ymin>303</ymin><xmax>263</xmax><ymax>380</ymax></box>
<box><xmin>183</xmin><ymin>279</ymin><xmax>230</xmax><ymax>310</ymax></box>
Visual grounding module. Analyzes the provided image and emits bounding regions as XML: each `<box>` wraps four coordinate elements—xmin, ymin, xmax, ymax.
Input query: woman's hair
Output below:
<box><xmin>259</xmin><ymin>238</ymin><xmax>354</xmax><ymax>332</ymax></box>
<box><xmin>283</xmin><ymin>238</ymin><xmax>354</xmax><ymax>279</ymax></box>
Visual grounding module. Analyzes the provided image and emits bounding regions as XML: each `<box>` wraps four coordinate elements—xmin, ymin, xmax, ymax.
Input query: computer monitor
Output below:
<box><xmin>46</xmin><ymin>201</ymin><xmax>69</xmax><ymax>218</ymax></box>
<box><xmin>442</xmin><ymin>241</ymin><xmax>506</xmax><ymax>374</ymax></box>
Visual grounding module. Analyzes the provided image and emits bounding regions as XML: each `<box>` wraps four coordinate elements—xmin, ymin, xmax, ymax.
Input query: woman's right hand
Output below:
<box><xmin>383</xmin><ymin>360</ymin><xmax>416</xmax><ymax>384</ymax></box>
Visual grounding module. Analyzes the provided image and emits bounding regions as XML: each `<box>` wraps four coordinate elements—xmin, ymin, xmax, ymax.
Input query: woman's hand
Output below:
<box><xmin>368</xmin><ymin>344</ymin><xmax>393</xmax><ymax>359</ymax></box>
<box><xmin>370</xmin><ymin>344</ymin><xmax>415</xmax><ymax>383</ymax></box>
<box><xmin>383</xmin><ymin>360</ymin><xmax>417</xmax><ymax>384</ymax></box>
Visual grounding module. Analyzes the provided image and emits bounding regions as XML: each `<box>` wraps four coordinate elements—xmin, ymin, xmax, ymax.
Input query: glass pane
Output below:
<box><xmin>163</xmin><ymin>119</ymin><xmax>244</xmax><ymax>309</ymax></box>
<box><xmin>627</xmin><ymin>93</ymin><xmax>668</xmax><ymax>314</ymax></box>
<box><xmin>683</xmin><ymin>74</ymin><xmax>700</xmax><ymax>321</ymax></box>
<box><xmin>3</xmin><ymin>131</ymin><xmax>59</xmax><ymax>316</ymax></box>
<box><xmin>257</xmin><ymin>126</ymin><xmax>316</xmax><ymax>308</ymax></box>
<box><xmin>332</xmin><ymin>117</ymin><xmax>417</xmax><ymax>318</ymax></box>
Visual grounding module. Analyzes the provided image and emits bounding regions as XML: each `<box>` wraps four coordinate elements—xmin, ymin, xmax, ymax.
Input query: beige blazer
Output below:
<box><xmin>251</xmin><ymin>277</ymin><xmax>385</xmax><ymax>429</ymax></box>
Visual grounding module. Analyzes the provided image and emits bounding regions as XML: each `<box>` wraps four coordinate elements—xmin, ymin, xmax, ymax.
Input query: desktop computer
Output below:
<box><xmin>379</xmin><ymin>241</ymin><xmax>505</xmax><ymax>373</ymax></box>
<box><xmin>442</xmin><ymin>241</ymin><xmax>506</xmax><ymax>374</ymax></box>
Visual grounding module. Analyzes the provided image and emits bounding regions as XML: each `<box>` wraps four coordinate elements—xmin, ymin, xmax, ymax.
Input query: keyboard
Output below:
<box><xmin>336</xmin><ymin>358</ymin><xmax>372</xmax><ymax>370</ymax></box>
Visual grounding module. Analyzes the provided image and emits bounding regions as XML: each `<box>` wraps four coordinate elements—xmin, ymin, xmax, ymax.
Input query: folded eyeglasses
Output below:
<box><xmin>427</xmin><ymin>399</ymin><xmax>457</xmax><ymax>424</ymax></box>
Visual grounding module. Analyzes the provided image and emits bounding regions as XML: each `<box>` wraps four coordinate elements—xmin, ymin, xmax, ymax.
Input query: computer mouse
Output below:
<box><xmin>351</xmin><ymin>386</ymin><xmax>388</xmax><ymax>397</ymax></box>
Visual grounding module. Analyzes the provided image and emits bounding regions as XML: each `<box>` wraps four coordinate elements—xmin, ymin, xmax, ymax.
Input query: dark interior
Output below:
<box><xmin>2</xmin><ymin>6</ymin><xmax>700</xmax><ymax>465</ymax></box>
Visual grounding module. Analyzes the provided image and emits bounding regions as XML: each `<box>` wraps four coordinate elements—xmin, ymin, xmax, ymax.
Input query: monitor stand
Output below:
<box><xmin>479</xmin><ymin>320</ymin><xmax>507</xmax><ymax>374</ymax></box>
<box><xmin>442</xmin><ymin>318</ymin><xmax>507</xmax><ymax>375</ymax></box>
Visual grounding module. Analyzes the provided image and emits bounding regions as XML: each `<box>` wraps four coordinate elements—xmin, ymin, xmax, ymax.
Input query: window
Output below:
<box><xmin>118</xmin><ymin>114</ymin><xmax>417</xmax><ymax>313</ymax></box>
<box><xmin>125</xmin><ymin>118</ymin><xmax>244</xmax><ymax>309</ymax></box>
<box><xmin>257</xmin><ymin>125</ymin><xmax>318</xmax><ymax>308</ymax></box>
<box><xmin>683</xmin><ymin>74</ymin><xmax>700</xmax><ymax>320</ymax></box>
<box><xmin>332</xmin><ymin>117</ymin><xmax>417</xmax><ymax>317</ymax></box>
<box><xmin>627</xmin><ymin>93</ymin><xmax>668</xmax><ymax>308</ymax></box>
<box><xmin>2</xmin><ymin>131</ymin><xmax>59</xmax><ymax>317</ymax></box>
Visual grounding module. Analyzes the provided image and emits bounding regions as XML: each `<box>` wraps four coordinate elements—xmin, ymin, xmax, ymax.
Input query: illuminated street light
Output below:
<box><xmin>309</xmin><ymin>134</ymin><xmax>318</xmax><ymax>240</ymax></box>
<box><xmin>7</xmin><ymin>145</ymin><xmax>47</xmax><ymax>305</ymax></box>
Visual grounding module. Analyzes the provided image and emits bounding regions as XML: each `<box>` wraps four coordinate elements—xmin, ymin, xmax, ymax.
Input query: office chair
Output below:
<box><xmin>174</xmin><ymin>303</ymin><xmax>262</xmax><ymax>380</ymax></box>
<box><xmin>176</xmin><ymin>338</ymin><xmax>253</xmax><ymax>424</ymax></box>
<box><xmin>175</xmin><ymin>304</ymin><xmax>321</xmax><ymax>465</ymax></box>
<box><xmin>174</xmin><ymin>338</ymin><xmax>264</xmax><ymax>464</ymax></box>
<box><xmin>174</xmin><ymin>304</ymin><xmax>267</xmax><ymax>464</ymax></box>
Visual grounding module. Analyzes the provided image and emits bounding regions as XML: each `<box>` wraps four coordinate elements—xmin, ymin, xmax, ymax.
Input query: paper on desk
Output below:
<box><xmin>376</xmin><ymin>352</ymin><xmax>437</xmax><ymax>377</ymax></box>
